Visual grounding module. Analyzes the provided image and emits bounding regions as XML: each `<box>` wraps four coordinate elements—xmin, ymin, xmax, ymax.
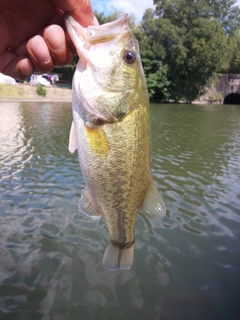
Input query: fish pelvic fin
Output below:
<box><xmin>139</xmin><ymin>179</ymin><xmax>166</xmax><ymax>219</ymax></box>
<box><xmin>103</xmin><ymin>242</ymin><xmax>134</xmax><ymax>271</ymax></box>
<box><xmin>78</xmin><ymin>188</ymin><xmax>102</xmax><ymax>220</ymax></box>
<box><xmin>69</xmin><ymin>121</ymin><xmax>78</xmax><ymax>153</ymax></box>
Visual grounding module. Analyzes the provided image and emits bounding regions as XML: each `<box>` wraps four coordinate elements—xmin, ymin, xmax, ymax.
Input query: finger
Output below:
<box><xmin>52</xmin><ymin>0</ymin><xmax>97</xmax><ymax>27</ymax></box>
<box><xmin>14</xmin><ymin>23</ymin><xmax>73</xmax><ymax>68</ymax></box>
<box><xmin>26</xmin><ymin>35</ymin><xmax>54</xmax><ymax>73</ymax></box>
<box><xmin>0</xmin><ymin>50</ymin><xmax>33</xmax><ymax>80</ymax></box>
<box><xmin>43</xmin><ymin>25</ymin><xmax>72</xmax><ymax>66</ymax></box>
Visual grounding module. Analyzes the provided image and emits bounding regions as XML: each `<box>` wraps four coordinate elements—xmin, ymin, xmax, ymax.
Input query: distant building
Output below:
<box><xmin>0</xmin><ymin>73</ymin><xmax>16</xmax><ymax>85</ymax></box>
<box><xmin>30</xmin><ymin>74</ymin><xmax>59</xmax><ymax>87</ymax></box>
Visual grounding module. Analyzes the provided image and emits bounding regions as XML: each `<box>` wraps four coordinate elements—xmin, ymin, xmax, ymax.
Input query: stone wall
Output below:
<box><xmin>195</xmin><ymin>74</ymin><xmax>240</xmax><ymax>104</ymax></box>
<box><xmin>228</xmin><ymin>74</ymin><xmax>240</xmax><ymax>94</ymax></box>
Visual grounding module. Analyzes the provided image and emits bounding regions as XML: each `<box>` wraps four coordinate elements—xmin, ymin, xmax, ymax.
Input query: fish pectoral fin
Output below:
<box><xmin>85</xmin><ymin>125</ymin><xmax>109</xmax><ymax>157</ymax></box>
<box><xmin>78</xmin><ymin>188</ymin><xmax>102</xmax><ymax>220</ymax></box>
<box><xmin>139</xmin><ymin>179</ymin><xmax>166</xmax><ymax>220</ymax></box>
<box><xmin>68</xmin><ymin>121</ymin><xmax>78</xmax><ymax>153</ymax></box>
<box><xmin>103</xmin><ymin>243</ymin><xmax>134</xmax><ymax>271</ymax></box>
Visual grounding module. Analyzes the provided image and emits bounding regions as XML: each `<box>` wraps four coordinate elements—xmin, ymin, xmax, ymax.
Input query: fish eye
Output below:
<box><xmin>123</xmin><ymin>50</ymin><xmax>136</xmax><ymax>65</ymax></box>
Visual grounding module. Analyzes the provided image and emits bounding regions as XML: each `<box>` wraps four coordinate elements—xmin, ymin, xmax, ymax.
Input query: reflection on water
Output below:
<box><xmin>0</xmin><ymin>102</ymin><xmax>240</xmax><ymax>319</ymax></box>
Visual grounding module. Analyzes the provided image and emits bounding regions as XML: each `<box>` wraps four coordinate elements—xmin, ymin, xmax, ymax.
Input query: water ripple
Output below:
<box><xmin>0</xmin><ymin>102</ymin><xmax>240</xmax><ymax>319</ymax></box>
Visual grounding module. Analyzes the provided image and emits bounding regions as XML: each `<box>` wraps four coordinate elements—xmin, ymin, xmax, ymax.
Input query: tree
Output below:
<box><xmin>53</xmin><ymin>55</ymin><xmax>78</xmax><ymax>83</ymax></box>
<box><xmin>135</xmin><ymin>9</ymin><xmax>170</xmax><ymax>101</ymax></box>
<box><xmin>208</xmin><ymin>0</ymin><xmax>240</xmax><ymax>35</ymax></box>
<box><xmin>94</xmin><ymin>11</ymin><xmax>120</xmax><ymax>24</ymax></box>
<box><xmin>226</xmin><ymin>29</ymin><xmax>240</xmax><ymax>73</ymax></box>
<box><xmin>145</xmin><ymin>0</ymin><xmax>237</xmax><ymax>101</ymax></box>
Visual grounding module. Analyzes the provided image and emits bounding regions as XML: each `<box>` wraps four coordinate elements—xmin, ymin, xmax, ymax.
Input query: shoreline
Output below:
<box><xmin>0</xmin><ymin>83</ymin><xmax>72</xmax><ymax>102</ymax></box>
<box><xmin>0</xmin><ymin>83</ymin><xmax>220</xmax><ymax>104</ymax></box>
<box><xmin>0</xmin><ymin>98</ymin><xmax>72</xmax><ymax>102</ymax></box>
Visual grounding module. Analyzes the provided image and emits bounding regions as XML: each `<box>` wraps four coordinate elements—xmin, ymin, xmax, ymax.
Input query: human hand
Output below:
<box><xmin>0</xmin><ymin>0</ymin><xmax>98</xmax><ymax>80</ymax></box>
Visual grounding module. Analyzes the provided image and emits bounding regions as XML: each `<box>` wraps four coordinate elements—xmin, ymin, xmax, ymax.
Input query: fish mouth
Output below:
<box><xmin>65</xmin><ymin>15</ymin><xmax>89</xmax><ymax>65</ymax></box>
<box><xmin>65</xmin><ymin>14</ymin><xmax>130</xmax><ymax>65</ymax></box>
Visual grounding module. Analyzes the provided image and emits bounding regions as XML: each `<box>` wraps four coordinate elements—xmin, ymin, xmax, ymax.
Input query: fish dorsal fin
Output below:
<box><xmin>139</xmin><ymin>180</ymin><xmax>166</xmax><ymax>219</ymax></box>
<box><xmin>78</xmin><ymin>188</ymin><xmax>102</xmax><ymax>220</ymax></box>
<box><xmin>68</xmin><ymin>121</ymin><xmax>78</xmax><ymax>153</ymax></box>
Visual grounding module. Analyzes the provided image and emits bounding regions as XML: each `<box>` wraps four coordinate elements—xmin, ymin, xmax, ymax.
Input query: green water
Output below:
<box><xmin>0</xmin><ymin>102</ymin><xmax>239</xmax><ymax>319</ymax></box>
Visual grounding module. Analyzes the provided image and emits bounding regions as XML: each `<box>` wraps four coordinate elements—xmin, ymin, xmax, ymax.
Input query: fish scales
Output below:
<box><xmin>65</xmin><ymin>14</ymin><xmax>166</xmax><ymax>271</ymax></box>
<box><xmin>78</xmin><ymin>105</ymin><xmax>150</xmax><ymax>245</ymax></box>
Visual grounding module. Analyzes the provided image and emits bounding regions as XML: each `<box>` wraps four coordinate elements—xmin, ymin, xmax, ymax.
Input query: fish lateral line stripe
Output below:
<box><xmin>110</xmin><ymin>240</ymin><xmax>135</xmax><ymax>249</ymax></box>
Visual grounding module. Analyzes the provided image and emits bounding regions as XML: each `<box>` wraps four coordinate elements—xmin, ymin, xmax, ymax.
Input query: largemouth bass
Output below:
<box><xmin>65</xmin><ymin>14</ymin><xmax>165</xmax><ymax>271</ymax></box>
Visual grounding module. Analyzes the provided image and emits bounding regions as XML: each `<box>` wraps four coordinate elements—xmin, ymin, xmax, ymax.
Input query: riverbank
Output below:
<box><xmin>0</xmin><ymin>83</ymin><xmax>72</xmax><ymax>102</ymax></box>
<box><xmin>0</xmin><ymin>82</ymin><xmax>222</xmax><ymax>104</ymax></box>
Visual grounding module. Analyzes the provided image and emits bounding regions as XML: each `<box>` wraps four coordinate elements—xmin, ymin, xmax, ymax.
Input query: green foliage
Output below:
<box><xmin>94</xmin><ymin>11</ymin><xmax>120</xmax><ymax>24</ymax></box>
<box><xmin>214</xmin><ymin>92</ymin><xmax>223</xmax><ymax>102</ymax></box>
<box><xmin>207</xmin><ymin>0</ymin><xmax>240</xmax><ymax>36</ymax></box>
<box><xmin>208</xmin><ymin>91</ymin><xmax>223</xmax><ymax>103</ymax></box>
<box><xmin>169</xmin><ymin>17</ymin><xmax>230</xmax><ymax>101</ymax></box>
<box><xmin>53</xmin><ymin>55</ymin><xmax>78</xmax><ymax>82</ymax></box>
<box><xmin>154</xmin><ymin>0</ymin><xmax>240</xmax><ymax>36</ymax></box>
<box><xmin>226</xmin><ymin>29</ymin><xmax>240</xmax><ymax>73</ymax></box>
<box><xmin>36</xmin><ymin>85</ymin><xmax>46</xmax><ymax>97</ymax></box>
<box><xmin>144</xmin><ymin>0</ymin><xmax>239</xmax><ymax>101</ymax></box>
<box><xmin>134</xmin><ymin>9</ymin><xmax>169</xmax><ymax>101</ymax></box>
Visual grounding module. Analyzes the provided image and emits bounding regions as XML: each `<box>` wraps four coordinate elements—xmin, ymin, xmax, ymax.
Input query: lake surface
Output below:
<box><xmin>0</xmin><ymin>101</ymin><xmax>240</xmax><ymax>320</ymax></box>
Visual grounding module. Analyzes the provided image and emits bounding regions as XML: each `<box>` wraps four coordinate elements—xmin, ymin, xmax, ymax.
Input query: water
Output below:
<box><xmin>0</xmin><ymin>102</ymin><xmax>240</xmax><ymax>320</ymax></box>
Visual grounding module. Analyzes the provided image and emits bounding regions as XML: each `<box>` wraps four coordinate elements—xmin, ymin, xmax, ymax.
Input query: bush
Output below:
<box><xmin>36</xmin><ymin>85</ymin><xmax>46</xmax><ymax>97</ymax></box>
<box><xmin>208</xmin><ymin>91</ymin><xmax>223</xmax><ymax>103</ymax></box>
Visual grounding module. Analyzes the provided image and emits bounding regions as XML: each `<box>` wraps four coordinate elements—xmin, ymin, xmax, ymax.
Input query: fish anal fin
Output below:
<box><xmin>85</xmin><ymin>125</ymin><xmax>109</xmax><ymax>157</ymax></box>
<box><xmin>69</xmin><ymin>121</ymin><xmax>78</xmax><ymax>153</ymax></box>
<box><xmin>103</xmin><ymin>242</ymin><xmax>134</xmax><ymax>271</ymax></box>
<box><xmin>139</xmin><ymin>180</ymin><xmax>166</xmax><ymax>219</ymax></box>
<box><xmin>78</xmin><ymin>188</ymin><xmax>102</xmax><ymax>220</ymax></box>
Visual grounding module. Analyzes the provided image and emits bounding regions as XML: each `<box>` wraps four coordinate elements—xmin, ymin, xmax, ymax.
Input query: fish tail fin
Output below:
<box><xmin>103</xmin><ymin>243</ymin><xmax>134</xmax><ymax>271</ymax></box>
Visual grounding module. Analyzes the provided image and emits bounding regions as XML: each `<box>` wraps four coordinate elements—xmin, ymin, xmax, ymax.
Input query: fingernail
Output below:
<box><xmin>45</xmin><ymin>26</ymin><xmax>66</xmax><ymax>52</ymax></box>
<box><xmin>31</xmin><ymin>35</ymin><xmax>51</xmax><ymax>64</ymax></box>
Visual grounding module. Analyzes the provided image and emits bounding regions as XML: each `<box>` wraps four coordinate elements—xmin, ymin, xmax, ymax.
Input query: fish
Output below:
<box><xmin>65</xmin><ymin>14</ymin><xmax>166</xmax><ymax>271</ymax></box>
